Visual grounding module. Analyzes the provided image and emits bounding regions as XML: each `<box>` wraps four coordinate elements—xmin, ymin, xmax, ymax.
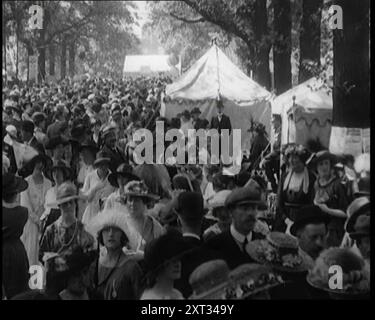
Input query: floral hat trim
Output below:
<box><xmin>223</xmin><ymin>272</ymin><xmax>285</xmax><ymax>299</ymax></box>
<box><xmin>246</xmin><ymin>240</ymin><xmax>308</xmax><ymax>272</ymax></box>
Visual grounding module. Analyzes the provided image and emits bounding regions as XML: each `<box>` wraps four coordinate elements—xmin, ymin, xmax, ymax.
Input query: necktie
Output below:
<box><xmin>242</xmin><ymin>237</ymin><xmax>248</xmax><ymax>252</ymax></box>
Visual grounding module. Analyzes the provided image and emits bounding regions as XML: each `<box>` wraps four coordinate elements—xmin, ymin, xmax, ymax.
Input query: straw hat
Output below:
<box><xmin>306</xmin><ymin>248</ymin><xmax>370</xmax><ymax>296</ymax></box>
<box><xmin>246</xmin><ymin>232</ymin><xmax>310</xmax><ymax>273</ymax></box>
<box><xmin>124</xmin><ymin>180</ymin><xmax>159</xmax><ymax>201</ymax></box>
<box><xmin>189</xmin><ymin>260</ymin><xmax>230</xmax><ymax>300</ymax></box>
<box><xmin>50</xmin><ymin>182</ymin><xmax>81</xmax><ymax>206</ymax></box>
<box><xmin>225</xmin><ymin>264</ymin><xmax>285</xmax><ymax>299</ymax></box>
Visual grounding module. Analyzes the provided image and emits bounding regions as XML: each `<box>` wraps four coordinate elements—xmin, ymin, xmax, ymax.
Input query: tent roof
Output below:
<box><xmin>123</xmin><ymin>55</ymin><xmax>173</xmax><ymax>74</ymax></box>
<box><xmin>165</xmin><ymin>45</ymin><xmax>271</xmax><ymax>104</ymax></box>
<box><xmin>272</xmin><ymin>77</ymin><xmax>332</xmax><ymax>115</ymax></box>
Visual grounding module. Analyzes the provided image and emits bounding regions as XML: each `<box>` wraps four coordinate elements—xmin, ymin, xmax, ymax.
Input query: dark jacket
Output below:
<box><xmin>3</xmin><ymin>142</ymin><xmax>18</xmax><ymax>174</ymax></box>
<box><xmin>204</xmin><ymin>230</ymin><xmax>265</xmax><ymax>270</ymax></box>
<box><xmin>210</xmin><ymin>114</ymin><xmax>232</xmax><ymax>135</ymax></box>
<box><xmin>175</xmin><ymin>235</ymin><xmax>222</xmax><ymax>298</ymax></box>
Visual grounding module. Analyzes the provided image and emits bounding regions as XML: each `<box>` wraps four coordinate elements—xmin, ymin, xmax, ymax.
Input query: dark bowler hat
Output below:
<box><xmin>181</xmin><ymin>109</ymin><xmax>191</xmax><ymax>119</ymax></box>
<box><xmin>175</xmin><ymin>192</ymin><xmax>205</xmax><ymax>219</ymax></box>
<box><xmin>108</xmin><ymin>163</ymin><xmax>139</xmax><ymax>188</ymax></box>
<box><xmin>2</xmin><ymin>173</ymin><xmax>28</xmax><ymax>197</ymax></box>
<box><xmin>225</xmin><ymin>184</ymin><xmax>266</xmax><ymax>208</ymax></box>
<box><xmin>191</xmin><ymin>107</ymin><xmax>201</xmax><ymax>115</ymax></box>
<box><xmin>45</xmin><ymin>136</ymin><xmax>70</xmax><ymax>150</ymax></box>
<box><xmin>290</xmin><ymin>205</ymin><xmax>331</xmax><ymax>236</ymax></box>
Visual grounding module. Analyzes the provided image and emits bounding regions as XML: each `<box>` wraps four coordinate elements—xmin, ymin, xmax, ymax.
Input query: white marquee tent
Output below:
<box><xmin>271</xmin><ymin>77</ymin><xmax>333</xmax><ymax>148</ymax></box>
<box><xmin>161</xmin><ymin>45</ymin><xmax>272</xmax><ymax>150</ymax></box>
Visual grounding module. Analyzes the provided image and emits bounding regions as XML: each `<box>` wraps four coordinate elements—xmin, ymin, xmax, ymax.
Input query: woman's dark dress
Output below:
<box><xmin>2</xmin><ymin>205</ymin><xmax>30</xmax><ymax>299</ymax></box>
<box><xmin>274</xmin><ymin>170</ymin><xmax>316</xmax><ymax>231</ymax></box>
<box><xmin>314</xmin><ymin>176</ymin><xmax>349</xmax><ymax>247</ymax></box>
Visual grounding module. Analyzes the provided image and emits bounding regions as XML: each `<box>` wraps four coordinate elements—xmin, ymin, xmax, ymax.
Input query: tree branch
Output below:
<box><xmin>169</xmin><ymin>12</ymin><xmax>205</xmax><ymax>23</ymax></box>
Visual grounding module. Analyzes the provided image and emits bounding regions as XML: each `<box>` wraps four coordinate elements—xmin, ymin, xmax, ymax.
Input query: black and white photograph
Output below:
<box><xmin>1</xmin><ymin>0</ymin><xmax>370</xmax><ymax>305</ymax></box>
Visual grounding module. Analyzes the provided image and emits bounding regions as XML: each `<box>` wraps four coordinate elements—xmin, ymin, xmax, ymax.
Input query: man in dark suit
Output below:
<box><xmin>210</xmin><ymin>99</ymin><xmax>232</xmax><ymax>135</ymax></box>
<box><xmin>100</xmin><ymin>125</ymin><xmax>126</xmax><ymax>173</ymax></box>
<box><xmin>191</xmin><ymin>107</ymin><xmax>204</xmax><ymax>130</ymax></box>
<box><xmin>174</xmin><ymin>191</ymin><xmax>221</xmax><ymax>298</ymax></box>
<box><xmin>204</xmin><ymin>183</ymin><xmax>266</xmax><ymax>270</ymax></box>
<box><xmin>20</xmin><ymin>120</ymin><xmax>45</xmax><ymax>155</ymax></box>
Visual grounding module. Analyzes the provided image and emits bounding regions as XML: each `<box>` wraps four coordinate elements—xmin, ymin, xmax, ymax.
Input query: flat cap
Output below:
<box><xmin>225</xmin><ymin>184</ymin><xmax>265</xmax><ymax>208</ymax></box>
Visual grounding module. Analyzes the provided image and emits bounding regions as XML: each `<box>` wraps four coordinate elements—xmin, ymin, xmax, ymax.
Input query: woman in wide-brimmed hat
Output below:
<box><xmin>307</xmin><ymin>247</ymin><xmax>370</xmax><ymax>299</ymax></box>
<box><xmin>312</xmin><ymin>150</ymin><xmax>350</xmax><ymax>247</ymax></box>
<box><xmin>39</xmin><ymin>182</ymin><xmax>95</xmax><ymax>263</ymax></box>
<box><xmin>141</xmin><ymin>231</ymin><xmax>190</xmax><ymax>300</ymax></box>
<box><xmin>36</xmin><ymin>246</ymin><xmax>97</xmax><ymax>300</ymax></box>
<box><xmin>40</xmin><ymin>161</ymin><xmax>74</xmax><ymax>238</ymax></box>
<box><xmin>81</xmin><ymin>152</ymin><xmax>115</xmax><ymax>226</ymax></box>
<box><xmin>123</xmin><ymin>180</ymin><xmax>164</xmax><ymax>252</ymax></box>
<box><xmin>103</xmin><ymin>163</ymin><xmax>139</xmax><ymax>212</ymax></box>
<box><xmin>2</xmin><ymin>173</ymin><xmax>30</xmax><ymax>299</ymax></box>
<box><xmin>87</xmin><ymin>209</ymin><xmax>143</xmax><ymax>300</ymax></box>
<box><xmin>19</xmin><ymin>154</ymin><xmax>53</xmax><ymax>266</ymax></box>
<box><xmin>275</xmin><ymin>144</ymin><xmax>316</xmax><ymax>233</ymax></box>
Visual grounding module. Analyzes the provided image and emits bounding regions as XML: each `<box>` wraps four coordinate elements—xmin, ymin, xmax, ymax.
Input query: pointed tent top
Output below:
<box><xmin>165</xmin><ymin>45</ymin><xmax>271</xmax><ymax>105</ymax></box>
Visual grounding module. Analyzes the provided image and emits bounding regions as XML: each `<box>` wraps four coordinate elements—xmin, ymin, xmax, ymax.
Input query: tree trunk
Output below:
<box><xmin>273</xmin><ymin>0</ymin><xmax>292</xmax><ymax>95</ymax></box>
<box><xmin>60</xmin><ymin>35</ymin><xmax>67</xmax><ymax>80</ymax></box>
<box><xmin>69</xmin><ymin>41</ymin><xmax>75</xmax><ymax>77</ymax></box>
<box><xmin>298</xmin><ymin>0</ymin><xmax>323</xmax><ymax>83</ymax></box>
<box><xmin>16</xmin><ymin>32</ymin><xmax>19</xmax><ymax>81</ymax></box>
<box><xmin>49</xmin><ymin>45</ymin><xmax>55</xmax><ymax>76</ymax></box>
<box><xmin>38</xmin><ymin>43</ymin><xmax>46</xmax><ymax>83</ymax></box>
<box><xmin>333</xmin><ymin>0</ymin><xmax>370</xmax><ymax>128</ymax></box>
<box><xmin>253</xmin><ymin>0</ymin><xmax>271</xmax><ymax>90</ymax></box>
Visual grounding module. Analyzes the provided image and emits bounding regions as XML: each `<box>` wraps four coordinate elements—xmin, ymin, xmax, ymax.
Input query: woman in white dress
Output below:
<box><xmin>76</xmin><ymin>142</ymin><xmax>97</xmax><ymax>221</ymax></box>
<box><xmin>20</xmin><ymin>154</ymin><xmax>52</xmax><ymax>266</ymax></box>
<box><xmin>81</xmin><ymin>153</ymin><xmax>115</xmax><ymax>227</ymax></box>
<box><xmin>123</xmin><ymin>181</ymin><xmax>165</xmax><ymax>252</ymax></box>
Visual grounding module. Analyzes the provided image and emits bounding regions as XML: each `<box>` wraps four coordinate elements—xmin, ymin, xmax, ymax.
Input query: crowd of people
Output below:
<box><xmin>2</xmin><ymin>75</ymin><xmax>370</xmax><ymax>300</ymax></box>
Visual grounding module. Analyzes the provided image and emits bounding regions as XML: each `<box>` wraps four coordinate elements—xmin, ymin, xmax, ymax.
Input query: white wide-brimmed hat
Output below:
<box><xmin>87</xmin><ymin>208</ymin><xmax>138</xmax><ymax>247</ymax></box>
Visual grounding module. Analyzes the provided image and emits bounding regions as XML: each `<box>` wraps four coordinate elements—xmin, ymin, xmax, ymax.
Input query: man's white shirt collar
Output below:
<box><xmin>230</xmin><ymin>224</ymin><xmax>252</xmax><ymax>244</ymax></box>
<box><xmin>183</xmin><ymin>232</ymin><xmax>201</xmax><ymax>241</ymax></box>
